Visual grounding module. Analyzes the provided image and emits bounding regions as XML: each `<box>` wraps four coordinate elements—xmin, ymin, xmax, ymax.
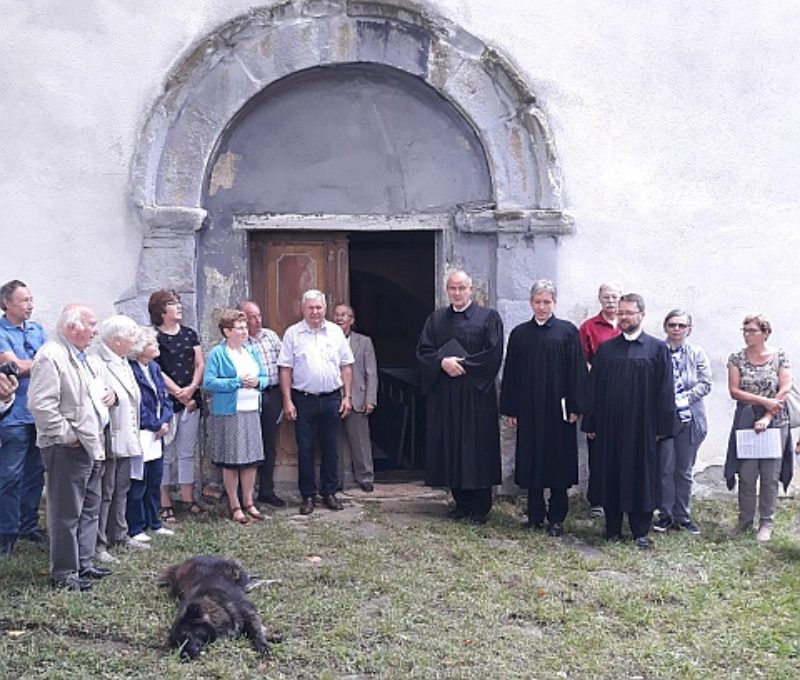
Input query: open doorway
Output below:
<box><xmin>347</xmin><ymin>230</ymin><xmax>435</xmax><ymax>479</ymax></box>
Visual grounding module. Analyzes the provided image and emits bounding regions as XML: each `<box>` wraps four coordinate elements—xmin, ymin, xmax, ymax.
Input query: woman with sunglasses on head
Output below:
<box><xmin>724</xmin><ymin>314</ymin><xmax>793</xmax><ymax>542</ymax></box>
<box><xmin>653</xmin><ymin>310</ymin><xmax>711</xmax><ymax>536</ymax></box>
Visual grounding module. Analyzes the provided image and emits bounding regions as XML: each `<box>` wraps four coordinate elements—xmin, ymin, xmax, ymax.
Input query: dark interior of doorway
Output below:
<box><xmin>347</xmin><ymin>230</ymin><xmax>434</xmax><ymax>480</ymax></box>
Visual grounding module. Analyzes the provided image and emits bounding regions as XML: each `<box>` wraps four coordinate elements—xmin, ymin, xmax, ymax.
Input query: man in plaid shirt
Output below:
<box><xmin>239</xmin><ymin>301</ymin><xmax>285</xmax><ymax>507</ymax></box>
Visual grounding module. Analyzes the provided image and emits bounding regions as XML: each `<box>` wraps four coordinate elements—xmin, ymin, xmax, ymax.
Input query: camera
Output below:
<box><xmin>0</xmin><ymin>361</ymin><xmax>19</xmax><ymax>378</ymax></box>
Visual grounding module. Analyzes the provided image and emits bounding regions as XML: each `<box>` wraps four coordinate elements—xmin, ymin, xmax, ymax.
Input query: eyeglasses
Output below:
<box><xmin>741</xmin><ymin>327</ymin><xmax>762</xmax><ymax>335</ymax></box>
<box><xmin>666</xmin><ymin>323</ymin><xmax>689</xmax><ymax>330</ymax></box>
<box><xmin>617</xmin><ymin>310</ymin><xmax>641</xmax><ymax>317</ymax></box>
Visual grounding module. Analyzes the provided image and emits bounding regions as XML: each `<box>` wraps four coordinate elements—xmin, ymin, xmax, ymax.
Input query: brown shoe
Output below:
<box><xmin>299</xmin><ymin>497</ymin><xmax>315</xmax><ymax>515</ymax></box>
<box><xmin>322</xmin><ymin>494</ymin><xmax>343</xmax><ymax>511</ymax></box>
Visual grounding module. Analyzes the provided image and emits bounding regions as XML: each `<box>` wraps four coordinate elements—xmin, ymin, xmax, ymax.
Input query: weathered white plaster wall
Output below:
<box><xmin>432</xmin><ymin>0</ymin><xmax>800</xmax><ymax>467</ymax></box>
<box><xmin>2</xmin><ymin>0</ymin><xmax>799</xmax><ymax>468</ymax></box>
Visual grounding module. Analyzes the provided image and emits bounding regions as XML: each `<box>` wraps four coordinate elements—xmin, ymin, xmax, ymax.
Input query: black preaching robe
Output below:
<box><xmin>416</xmin><ymin>304</ymin><xmax>503</xmax><ymax>489</ymax></box>
<box><xmin>581</xmin><ymin>332</ymin><xmax>674</xmax><ymax>513</ymax></box>
<box><xmin>500</xmin><ymin>315</ymin><xmax>588</xmax><ymax>490</ymax></box>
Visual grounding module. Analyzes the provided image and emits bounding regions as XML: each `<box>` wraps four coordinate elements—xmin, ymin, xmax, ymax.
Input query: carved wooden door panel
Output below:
<box><xmin>249</xmin><ymin>232</ymin><xmax>349</xmax><ymax>482</ymax></box>
<box><xmin>250</xmin><ymin>233</ymin><xmax>349</xmax><ymax>336</ymax></box>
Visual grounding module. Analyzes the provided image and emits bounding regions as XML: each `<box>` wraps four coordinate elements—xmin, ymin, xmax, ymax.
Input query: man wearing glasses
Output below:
<box><xmin>582</xmin><ymin>293</ymin><xmax>674</xmax><ymax>550</ymax></box>
<box><xmin>0</xmin><ymin>280</ymin><xmax>48</xmax><ymax>556</ymax></box>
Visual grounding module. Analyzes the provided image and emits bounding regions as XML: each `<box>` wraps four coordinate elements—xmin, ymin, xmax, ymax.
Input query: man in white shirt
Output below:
<box><xmin>278</xmin><ymin>290</ymin><xmax>354</xmax><ymax>515</ymax></box>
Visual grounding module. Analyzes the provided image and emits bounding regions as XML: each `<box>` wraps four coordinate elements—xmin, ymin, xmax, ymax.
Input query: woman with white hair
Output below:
<box><xmin>126</xmin><ymin>326</ymin><xmax>174</xmax><ymax>542</ymax></box>
<box><xmin>91</xmin><ymin>314</ymin><xmax>146</xmax><ymax>563</ymax></box>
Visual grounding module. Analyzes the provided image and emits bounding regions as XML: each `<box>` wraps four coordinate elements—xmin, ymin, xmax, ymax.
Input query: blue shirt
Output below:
<box><xmin>0</xmin><ymin>317</ymin><xmax>47</xmax><ymax>426</ymax></box>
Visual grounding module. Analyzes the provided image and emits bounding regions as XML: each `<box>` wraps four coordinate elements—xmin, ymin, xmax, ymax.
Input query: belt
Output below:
<box><xmin>292</xmin><ymin>388</ymin><xmax>340</xmax><ymax>398</ymax></box>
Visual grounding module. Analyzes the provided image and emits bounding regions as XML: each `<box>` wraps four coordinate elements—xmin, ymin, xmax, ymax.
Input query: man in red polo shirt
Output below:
<box><xmin>579</xmin><ymin>282</ymin><xmax>622</xmax><ymax>518</ymax></box>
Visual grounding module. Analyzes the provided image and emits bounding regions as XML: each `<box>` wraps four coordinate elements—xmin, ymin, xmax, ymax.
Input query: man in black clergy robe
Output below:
<box><xmin>417</xmin><ymin>270</ymin><xmax>503</xmax><ymax>524</ymax></box>
<box><xmin>581</xmin><ymin>293</ymin><xmax>674</xmax><ymax>549</ymax></box>
<box><xmin>500</xmin><ymin>280</ymin><xmax>587</xmax><ymax>537</ymax></box>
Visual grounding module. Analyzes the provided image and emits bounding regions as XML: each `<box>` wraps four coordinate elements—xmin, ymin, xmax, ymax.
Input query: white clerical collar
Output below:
<box><xmin>623</xmin><ymin>328</ymin><xmax>644</xmax><ymax>342</ymax></box>
<box><xmin>535</xmin><ymin>315</ymin><xmax>552</xmax><ymax>326</ymax></box>
<box><xmin>452</xmin><ymin>300</ymin><xmax>472</xmax><ymax>313</ymax></box>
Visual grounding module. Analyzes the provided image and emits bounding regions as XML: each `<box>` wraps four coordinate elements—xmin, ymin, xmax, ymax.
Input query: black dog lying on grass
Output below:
<box><xmin>158</xmin><ymin>555</ymin><xmax>281</xmax><ymax>661</ymax></box>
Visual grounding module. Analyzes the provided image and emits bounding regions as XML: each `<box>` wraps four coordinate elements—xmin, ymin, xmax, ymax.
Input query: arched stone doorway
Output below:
<box><xmin>126</xmin><ymin>0</ymin><xmax>574</xmax><ymax>489</ymax></box>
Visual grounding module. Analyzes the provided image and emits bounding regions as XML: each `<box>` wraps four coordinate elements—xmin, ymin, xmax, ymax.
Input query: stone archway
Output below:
<box><xmin>125</xmin><ymin>0</ymin><xmax>573</xmax><ymax>332</ymax></box>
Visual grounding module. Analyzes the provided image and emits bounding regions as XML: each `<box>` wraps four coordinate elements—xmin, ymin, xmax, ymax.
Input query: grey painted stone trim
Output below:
<box><xmin>455</xmin><ymin>208</ymin><xmax>574</xmax><ymax>236</ymax></box>
<box><xmin>131</xmin><ymin>0</ymin><xmax>566</xmax><ymax>215</ymax></box>
<box><xmin>233</xmin><ymin>212</ymin><xmax>452</xmax><ymax>231</ymax></box>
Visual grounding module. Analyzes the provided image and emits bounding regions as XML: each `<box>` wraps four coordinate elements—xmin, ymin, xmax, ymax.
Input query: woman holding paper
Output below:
<box><xmin>203</xmin><ymin>309</ymin><xmax>268</xmax><ymax>524</ymax></box>
<box><xmin>126</xmin><ymin>327</ymin><xmax>174</xmax><ymax>542</ymax></box>
<box><xmin>724</xmin><ymin>314</ymin><xmax>792</xmax><ymax>542</ymax></box>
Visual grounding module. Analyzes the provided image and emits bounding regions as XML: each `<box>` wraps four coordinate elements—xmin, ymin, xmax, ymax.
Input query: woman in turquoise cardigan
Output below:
<box><xmin>203</xmin><ymin>309</ymin><xmax>269</xmax><ymax>524</ymax></box>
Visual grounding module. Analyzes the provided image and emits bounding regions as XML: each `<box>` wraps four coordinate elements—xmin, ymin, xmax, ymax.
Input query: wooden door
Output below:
<box><xmin>250</xmin><ymin>232</ymin><xmax>349</xmax><ymax>335</ymax></box>
<box><xmin>249</xmin><ymin>232</ymin><xmax>349</xmax><ymax>482</ymax></box>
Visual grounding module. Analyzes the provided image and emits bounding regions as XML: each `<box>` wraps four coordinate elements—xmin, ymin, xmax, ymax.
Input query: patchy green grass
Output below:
<box><xmin>2</xmin><ymin>495</ymin><xmax>800</xmax><ymax>679</ymax></box>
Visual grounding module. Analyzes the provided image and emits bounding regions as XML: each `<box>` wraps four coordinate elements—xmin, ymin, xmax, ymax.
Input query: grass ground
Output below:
<box><xmin>1</xmin><ymin>493</ymin><xmax>800</xmax><ymax>679</ymax></box>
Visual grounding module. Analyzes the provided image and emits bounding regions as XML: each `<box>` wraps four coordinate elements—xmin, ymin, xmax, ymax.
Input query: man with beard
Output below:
<box><xmin>582</xmin><ymin>293</ymin><xmax>674</xmax><ymax>549</ymax></box>
<box><xmin>500</xmin><ymin>280</ymin><xmax>587</xmax><ymax>536</ymax></box>
<box><xmin>579</xmin><ymin>281</ymin><xmax>622</xmax><ymax>518</ymax></box>
<box><xmin>417</xmin><ymin>270</ymin><xmax>503</xmax><ymax>524</ymax></box>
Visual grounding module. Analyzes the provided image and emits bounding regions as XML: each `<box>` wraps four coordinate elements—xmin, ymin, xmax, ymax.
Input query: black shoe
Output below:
<box><xmin>322</xmin><ymin>494</ymin><xmax>343</xmax><ymax>511</ymax></box>
<box><xmin>652</xmin><ymin>516</ymin><xmax>672</xmax><ymax>533</ymax></box>
<box><xmin>0</xmin><ymin>536</ymin><xmax>15</xmax><ymax>556</ymax></box>
<box><xmin>79</xmin><ymin>566</ymin><xmax>113</xmax><ymax>580</ymax></box>
<box><xmin>678</xmin><ymin>519</ymin><xmax>700</xmax><ymax>535</ymax></box>
<box><xmin>471</xmin><ymin>514</ymin><xmax>489</xmax><ymax>525</ymax></box>
<box><xmin>448</xmin><ymin>506</ymin><xmax>469</xmax><ymax>520</ymax></box>
<box><xmin>605</xmin><ymin>533</ymin><xmax>623</xmax><ymax>543</ymax></box>
<box><xmin>50</xmin><ymin>575</ymin><xmax>93</xmax><ymax>592</ymax></box>
<box><xmin>20</xmin><ymin>529</ymin><xmax>48</xmax><ymax>544</ymax></box>
<box><xmin>359</xmin><ymin>482</ymin><xmax>374</xmax><ymax>493</ymax></box>
<box><xmin>634</xmin><ymin>536</ymin><xmax>652</xmax><ymax>550</ymax></box>
<box><xmin>547</xmin><ymin>522</ymin><xmax>564</xmax><ymax>537</ymax></box>
<box><xmin>523</xmin><ymin>519</ymin><xmax>544</xmax><ymax>530</ymax></box>
<box><xmin>299</xmin><ymin>497</ymin><xmax>315</xmax><ymax>515</ymax></box>
<box><xmin>257</xmin><ymin>492</ymin><xmax>286</xmax><ymax>508</ymax></box>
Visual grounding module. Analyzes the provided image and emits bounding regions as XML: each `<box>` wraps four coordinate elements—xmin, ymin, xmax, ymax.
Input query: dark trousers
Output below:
<box><xmin>126</xmin><ymin>457</ymin><xmax>164</xmax><ymax>535</ymax></box>
<box><xmin>294</xmin><ymin>391</ymin><xmax>341</xmax><ymax>499</ymax></box>
<box><xmin>0</xmin><ymin>424</ymin><xmax>44</xmax><ymax>539</ymax></box>
<box><xmin>604</xmin><ymin>508</ymin><xmax>653</xmax><ymax>540</ymax></box>
<box><xmin>451</xmin><ymin>487</ymin><xmax>493</xmax><ymax>518</ymax></box>
<box><xmin>528</xmin><ymin>487</ymin><xmax>568</xmax><ymax>525</ymax></box>
<box><xmin>257</xmin><ymin>388</ymin><xmax>282</xmax><ymax>498</ymax></box>
<box><xmin>586</xmin><ymin>436</ymin><xmax>602</xmax><ymax>507</ymax></box>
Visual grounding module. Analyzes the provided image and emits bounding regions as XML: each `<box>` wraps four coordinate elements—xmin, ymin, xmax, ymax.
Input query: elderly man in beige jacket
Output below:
<box><xmin>29</xmin><ymin>304</ymin><xmax>116</xmax><ymax>591</ymax></box>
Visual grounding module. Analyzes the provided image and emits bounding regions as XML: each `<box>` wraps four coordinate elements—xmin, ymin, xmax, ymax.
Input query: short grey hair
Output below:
<box><xmin>129</xmin><ymin>325</ymin><xmax>158</xmax><ymax>358</ymax></box>
<box><xmin>58</xmin><ymin>303</ymin><xmax>91</xmax><ymax>333</ymax></box>
<box><xmin>663</xmin><ymin>308</ymin><xmax>693</xmax><ymax>334</ymax></box>
<box><xmin>302</xmin><ymin>289</ymin><xmax>326</xmax><ymax>306</ymax></box>
<box><xmin>447</xmin><ymin>270</ymin><xmax>472</xmax><ymax>288</ymax></box>
<box><xmin>530</xmin><ymin>279</ymin><xmax>557</xmax><ymax>301</ymax></box>
<box><xmin>98</xmin><ymin>314</ymin><xmax>140</xmax><ymax>344</ymax></box>
<box><xmin>598</xmin><ymin>281</ymin><xmax>623</xmax><ymax>297</ymax></box>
